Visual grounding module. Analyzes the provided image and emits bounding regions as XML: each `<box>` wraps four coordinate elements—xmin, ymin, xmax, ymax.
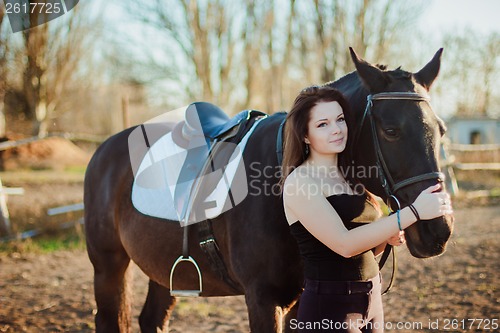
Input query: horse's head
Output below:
<box><xmin>349</xmin><ymin>48</ymin><xmax>454</xmax><ymax>258</ymax></box>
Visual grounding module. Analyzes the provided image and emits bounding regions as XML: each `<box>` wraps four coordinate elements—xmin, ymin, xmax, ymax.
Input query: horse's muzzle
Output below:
<box><xmin>405</xmin><ymin>213</ymin><xmax>454</xmax><ymax>258</ymax></box>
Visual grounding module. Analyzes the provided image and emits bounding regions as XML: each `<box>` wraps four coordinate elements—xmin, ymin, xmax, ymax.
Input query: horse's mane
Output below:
<box><xmin>323</xmin><ymin>70</ymin><xmax>358</xmax><ymax>87</ymax></box>
<box><xmin>387</xmin><ymin>66</ymin><xmax>412</xmax><ymax>79</ymax></box>
<box><xmin>375</xmin><ymin>63</ymin><xmax>412</xmax><ymax>79</ymax></box>
<box><xmin>325</xmin><ymin>64</ymin><xmax>412</xmax><ymax>88</ymax></box>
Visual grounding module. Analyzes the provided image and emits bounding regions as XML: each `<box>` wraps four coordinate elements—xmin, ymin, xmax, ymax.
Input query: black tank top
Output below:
<box><xmin>289</xmin><ymin>193</ymin><xmax>380</xmax><ymax>281</ymax></box>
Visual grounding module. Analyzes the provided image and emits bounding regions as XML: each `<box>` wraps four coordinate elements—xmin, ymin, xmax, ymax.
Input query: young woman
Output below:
<box><xmin>281</xmin><ymin>86</ymin><xmax>452</xmax><ymax>332</ymax></box>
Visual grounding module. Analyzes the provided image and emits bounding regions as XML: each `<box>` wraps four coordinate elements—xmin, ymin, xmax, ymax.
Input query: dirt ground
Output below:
<box><xmin>0</xmin><ymin>199</ymin><xmax>498</xmax><ymax>332</ymax></box>
<box><xmin>0</xmin><ymin>138</ymin><xmax>498</xmax><ymax>332</ymax></box>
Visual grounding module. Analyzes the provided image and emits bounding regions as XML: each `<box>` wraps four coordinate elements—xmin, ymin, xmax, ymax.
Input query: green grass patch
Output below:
<box><xmin>490</xmin><ymin>188</ymin><xmax>500</xmax><ymax>197</ymax></box>
<box><xmin>64</xmin><ymin>165</ymin><xmax>88</xmax><ymax>174</ymax></box>
<box><xmin>0</xmin><ymin>230</ymin><xmax>86</xmax><ymax>254</ymax></box>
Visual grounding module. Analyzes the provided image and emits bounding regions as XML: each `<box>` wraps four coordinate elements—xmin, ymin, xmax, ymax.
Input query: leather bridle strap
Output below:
<box><xmin>392</xmin><ymin>172</ymin><xmax>445</xmax><ymax>193</ymax></box>
<box><xmin>361</xmin><ymin>92</ymin><xmax>445</xmax><ymax>198</ymax></box>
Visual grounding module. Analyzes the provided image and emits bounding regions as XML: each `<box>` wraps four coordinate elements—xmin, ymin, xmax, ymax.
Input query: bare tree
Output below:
<box><xmin>22</xmin><ymin>2</ymin><xmax>50</xmax><ymax>137</ymax></box>
<box><xmin>477</xmin><ymin>33</ymin><xmax>500</xmax><ymax>115</ymax></box>
<box><xmin>119</xmin><ymin>0</ymin><xmax>428</xmax><ymax>114</ymax></box>
<box><xmin>241</xmin><ymin>0</ymin><xmax>260</xmax><ymax>108</ymax></box>
<box><xmin>0</xmin><ymin>6</ymin><xmax>7</xmax><ymax>137</ymax></box>
<box><xmin>125</xmin><ymin>0</ymin><xmax>240</xmax><ymax>108</ymax></box>
<box><xmin>307</xmin><ymin>0</ymin><xmax>425</xmax><ymax>82</ymax></box>
<box><xmin>440</xmin><ymin>30</ymin><xmax>500</xmax><ymax>117</ymax></box>
<box><xmin>22</xmin><ymin>1</ymin><xmax>97</xmax><ymax>137</ymax></box>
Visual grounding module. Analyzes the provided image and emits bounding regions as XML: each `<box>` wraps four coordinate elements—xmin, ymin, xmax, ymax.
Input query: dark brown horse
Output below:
<box><xmin>84</xmin><ymin>49</ymin><xmax>454</xmax><ymax>332</ymax></box>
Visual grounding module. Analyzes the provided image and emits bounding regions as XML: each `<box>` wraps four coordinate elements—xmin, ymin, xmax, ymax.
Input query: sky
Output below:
<box><xmin>96</xmin><ymin>0</ymin><xmax>500</xmax><ymax>59</ymax></box>
<box><xmin>415</xmin><ymin>0</ymin><xmax>499</xmax><ymax>118</ymax></box>
<box><xmin>98</xmin><ymin>0</ymin><xmax>500</xmax><ymax>43</ymax></box>
<box><xmin>103</xmin><ymin>0</ymin><xmax>500</xmax><ymax>33</ymax></box>
<box><xmin>421</xmin><ymin>0</ymin><xmax>500</xmax><ymax>35</ymax></box>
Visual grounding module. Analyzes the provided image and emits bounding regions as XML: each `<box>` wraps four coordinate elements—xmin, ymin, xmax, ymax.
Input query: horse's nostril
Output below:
<box><xmin>429</xmin><ymin>215</ymin><xmax>453</xmax><ymax>242</ymax></box>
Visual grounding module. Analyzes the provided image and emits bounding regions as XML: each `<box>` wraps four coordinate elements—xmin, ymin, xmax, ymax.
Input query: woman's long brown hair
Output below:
<box><xmin>279</xmin><ymin>85</ymin><xmax>380</xmax><ymax>211</ymax></box>
<box><xmin>279</xmin><ymin>85</ymin><xmax>354</xmax><ymax>187</ymax></box>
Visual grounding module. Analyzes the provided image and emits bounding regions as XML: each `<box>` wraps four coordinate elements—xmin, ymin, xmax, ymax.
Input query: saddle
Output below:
<box><xmin>182</xmin><ymin>102</ymin><xmax>254</xmax><ymax>140</ymax></box>
<box><xmin>130</xmin><ymin>102</ymin><xmax>266</xmax><ymax>296</ymax></box>
<box><xmin>131</xmin><ymin>102</ymin><xmax>267</xmax><ymax>224</ymax></box>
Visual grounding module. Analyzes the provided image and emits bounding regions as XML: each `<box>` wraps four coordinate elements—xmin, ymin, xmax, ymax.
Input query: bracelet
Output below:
<box><xmin>408</xmin><ymin>204</ymin><xmax>421</xmax><ymax>221</ymax></box>
<box><xmin>396</xmin><ymin>209</ymin><xmax>403</xmax><ymax>231</ymax></box>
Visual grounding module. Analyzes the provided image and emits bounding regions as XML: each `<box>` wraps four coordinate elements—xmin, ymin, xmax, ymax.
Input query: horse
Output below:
<box><xmin>84</xmin><ymin>48</ymin><xmax>454</xmax><ymax>332</ymax></box>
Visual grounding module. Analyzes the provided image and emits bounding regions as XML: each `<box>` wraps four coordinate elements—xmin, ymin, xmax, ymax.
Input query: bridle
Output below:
<box><xmin>356</xmin><ymin>92</ymin><xmax>445</xmax><ymax>207</ymax></box>
<box><xmin>356</xmin><ymin>92</ymin><xmax>445</xmax><ymax>294</ymax></box>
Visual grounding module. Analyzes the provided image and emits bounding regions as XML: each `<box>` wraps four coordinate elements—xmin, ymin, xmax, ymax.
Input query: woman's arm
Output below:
<box><xmin>284</xmin><ymin>177</ymin><xmax>450</xmax><ymax>258</ymax></box>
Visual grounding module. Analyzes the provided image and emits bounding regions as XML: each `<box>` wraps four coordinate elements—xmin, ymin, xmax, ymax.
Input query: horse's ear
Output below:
<box><xmin>349</xmin><ymin>47</ymin><xmax>389</xmax><ymax>92</ymax></box>
<box><xmin>414</xmin><ymin>48</ymin><xmax>443</xmax><ymax>91</ymax></box>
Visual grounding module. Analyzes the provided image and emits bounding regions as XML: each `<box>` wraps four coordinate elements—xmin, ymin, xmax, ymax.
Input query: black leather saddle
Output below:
<box><xmin>184</xmin><ymin>102</ymin><xmax>261</xmax><ymax>140</ymax></box>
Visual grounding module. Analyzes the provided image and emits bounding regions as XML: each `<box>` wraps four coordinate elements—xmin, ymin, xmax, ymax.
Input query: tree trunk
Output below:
<box><xmin>0</xmin><ymin>91</ymin><xmax>5</xmax><ymax>138</ymax></box>
<box><xmin>23</xmin><ymin>7</ymin><xmax>49</xmax><ymax>137</ymax></box>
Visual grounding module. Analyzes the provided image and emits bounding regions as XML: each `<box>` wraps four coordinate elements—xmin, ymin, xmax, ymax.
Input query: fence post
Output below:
<box><xmin>440</xmin><ymin>140</ymin><xmax>459</xmax><ymax>196</ymax></box>
<box><xmin>0</xmin><ymin>177</ymin><xmax>11</xmax><ymax>237</ymax></box>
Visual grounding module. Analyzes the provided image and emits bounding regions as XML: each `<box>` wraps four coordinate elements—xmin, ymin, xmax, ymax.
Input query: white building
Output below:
<box><xmin>446</xmin><ymin>116</ymin><xmax>500</xmax><ymax>145</ymax></box>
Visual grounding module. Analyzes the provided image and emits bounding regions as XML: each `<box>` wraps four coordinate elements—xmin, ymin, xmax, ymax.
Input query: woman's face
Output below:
<box><xmin>305</xmin><ymin>101</ymin><xmax>348</xmax><ymax>155</ymax></box>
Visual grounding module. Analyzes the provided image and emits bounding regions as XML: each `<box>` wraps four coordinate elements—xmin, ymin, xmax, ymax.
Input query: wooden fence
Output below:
<box><xmin>0</xmin><ymin>134</ymin><xmax>94</xmax><ymax>240</ymax></box>
<box><xmin>0</xmin><ymin>132</ymin><xmax>106</xmax><ymax>151</ymax></box>
<box><xmin>443</xmin><ymin>142</ymin><xmax>500</xmax><ymax>196</ymax></box>
<box><xmin>448</xmin><ymin>143</ymin><xmax>500</xmax><ymax>171</ymax></box>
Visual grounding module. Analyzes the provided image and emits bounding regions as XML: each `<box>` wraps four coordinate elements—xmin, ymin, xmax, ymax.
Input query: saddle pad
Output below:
<box><xmin>131</xmin><ymin>117</ymin><xmax>265</xmax><ymax>223</ymax></box>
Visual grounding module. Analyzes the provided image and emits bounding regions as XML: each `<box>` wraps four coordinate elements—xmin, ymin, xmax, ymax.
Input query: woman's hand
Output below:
<box><xmin>387</xmin><ymin>231</ymin><xmax>405</xmax><ymax>246</ymax></box>
<box><xmin>412</xmin><ymin>184</ymin><xmax>453</xmax><ymax>220</ymax></box>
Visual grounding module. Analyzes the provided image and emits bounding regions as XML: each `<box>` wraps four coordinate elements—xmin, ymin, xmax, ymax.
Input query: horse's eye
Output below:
<box><xmin>383</xmin><ymin>128</ymin><xmax>400</xmax><ymax>139</ymax></box>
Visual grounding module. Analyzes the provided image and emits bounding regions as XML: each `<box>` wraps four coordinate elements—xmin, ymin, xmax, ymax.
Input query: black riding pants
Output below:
<box><xmin>295</xmin><ymin>274</ymin><xmax>384</xmax><ymax>332</ymax></box>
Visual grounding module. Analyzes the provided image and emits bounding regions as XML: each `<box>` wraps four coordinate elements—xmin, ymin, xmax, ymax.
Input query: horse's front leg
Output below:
<box><xmin>245</xmin><ymin>287</ymin><xmax>284</xmax><ymax>332</ymax></box>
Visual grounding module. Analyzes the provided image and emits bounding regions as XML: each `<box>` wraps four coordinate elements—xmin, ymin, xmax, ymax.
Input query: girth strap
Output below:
<box><xmin>276</xmin><ymin>117</ymin><xmax>286</xmax><ymax>166</ymax></box>
<box><xmin>198</xmin><ymin>219</ymin><xmax>242</xmax><ymax>293</ymax></box>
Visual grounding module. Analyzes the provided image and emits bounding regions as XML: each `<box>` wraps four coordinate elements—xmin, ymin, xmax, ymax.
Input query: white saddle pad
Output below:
<box><xmin>130</xmin><ymin>117</ymin><xmax>265</xmax><ymax>225</ymax></box>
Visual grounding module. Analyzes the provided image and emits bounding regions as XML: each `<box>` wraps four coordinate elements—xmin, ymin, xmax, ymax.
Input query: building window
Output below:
<box><xmin>470</xmin><ymin>130</ymin><xmax>481</xmax><ymax>144</ymax></box>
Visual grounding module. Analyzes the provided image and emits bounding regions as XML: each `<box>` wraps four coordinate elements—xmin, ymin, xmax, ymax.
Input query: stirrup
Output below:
<box><xmin>169</xmin><ymin>255</ymin><xmax>203</xmax><ymax>297</ymax></box>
